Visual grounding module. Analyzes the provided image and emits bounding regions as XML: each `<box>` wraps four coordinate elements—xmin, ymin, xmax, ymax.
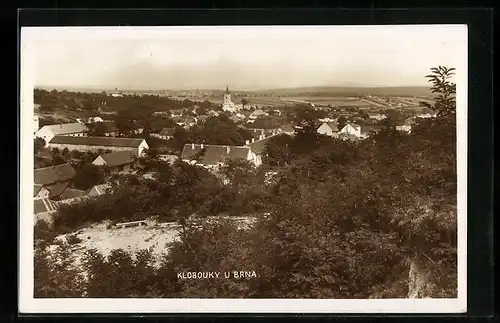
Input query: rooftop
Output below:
<box><xmin>95</xmin><ymin>151</ymin><xmax>137</xmax><ymax>167</ymax></box>
<box><xmin>280</xmin><ymin>124</ymin><xmax>295</xmax><ymax>132</ymax></box>
<box><xmin>323</xmin><ymin>122</ymin><xmax>339</xmax><ymax>131</ymax></box>
<box><xmin>248</xmin><ymin>133</ymin><xmax>287</xmax><ymax>155</ymax></box>
<box><xmin>34</xmin><ymin>163</ymin><xmax>76</xmax><ymax>186</ymax></box>
<box><xmin>38</xmin><ymin>123</ymin><xmax>89</xmax><ymax>135</ymax></box>
<box><xmin>60</xmin><ymin>188</ymin><xmax>88</xmax><ymax>200</ymax></box>
<box><xmin>88</xmin><ymin>183</ymin><xmax>112</xmax><ymax>196</ymax></box>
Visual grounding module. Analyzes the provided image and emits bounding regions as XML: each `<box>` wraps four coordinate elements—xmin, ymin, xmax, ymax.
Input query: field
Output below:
<box><xmin>282</xmin><ymin>96</ymin><xmax>373</xmax><ymax>107</ymax></box>
<box><xmin>51</xmin><ymin>216</ymin><xmax>257</xmax><ymax>267</ymax></box>
<box><xmin>55</xmin><ymin>220</ymin><xmax>181</xmax><ymax>264</ymax></box>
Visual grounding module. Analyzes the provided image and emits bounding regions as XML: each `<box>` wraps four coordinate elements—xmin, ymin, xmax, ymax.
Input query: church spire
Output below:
<box><xmin>225</xmin><ymin>86</ymin><xmax>229</xmax><ymax>94</ymax></box>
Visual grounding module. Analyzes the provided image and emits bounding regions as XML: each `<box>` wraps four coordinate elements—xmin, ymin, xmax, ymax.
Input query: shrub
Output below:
<box><xmin>66</xmin><ymin>234</ymin><xmax>82</xmax><ymax>245</ymax></box>
<box><xmin>34</xmin><ymin>220</ymin><xmax>57</xmax><ymax>243</ymax></box>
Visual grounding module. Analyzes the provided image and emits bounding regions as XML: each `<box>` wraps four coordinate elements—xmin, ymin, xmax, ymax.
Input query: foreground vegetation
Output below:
<box><xmin>34</xmin><ymin>67</ymin><xmax>457</xmax><ymax>299</ymax></box>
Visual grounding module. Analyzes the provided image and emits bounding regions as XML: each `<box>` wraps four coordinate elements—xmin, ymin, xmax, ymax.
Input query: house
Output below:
<box><xmin>34</xmin><ymin>163</ymin><xmax>76</xmax><ymax>199</ymax></box>
<box><xmin>87</xmin><ymin>116</ymin><xmax>104</xmax><ymax>123</ymax></box>
<box><xmin>57</xmin><ymin>188</ymin><xmax>88</xmax><ymax>205</ymax></box>
<box><xmin>181</xmin><ymin>143</ymin><xmax>255</xmax><ymax>168</ymax></box>
<box><xmin>170</xmin><ymin>109</ymin><xmax>184</xmax><ymax>117</ymax></box>
<box><xmin>339</xmin><ymin>123</ymin><xmax>362</xmax><ymax>138</ymax></box>
<box><xmin>109</xmin><ymin>90</ymin><xmax>123</xmax><ymax>97</ymax></box>
<box><xmin>396</xmin><ymin>125</ymin><xmax>412</xmax><ymax>133</ymax></box>
<box><xmin>317</xmin><ymin>122</ymin><xmax>339</xmax><ymax>137</ymax></box>
<box><xmin>47</xmin><ymin>136</ymin><xmax>149</xmax><ymax>156</ymax></box>
<box><xmin>158</xmin><ymin>154</ymin><xmax>179</xmax><ymax>165</ymax></box>
<box><xmin>34</xmin><ymin>184</ymin><xmax>50</xmax><ymax>199</ymax></box>
<box><xmin>173</xmin><ymin>116</ymin><xmax>196</xmax><ymax>128</ymax></box>
<box><xmin>368</xmin><ymin>113</ymin><xmax>387</xmax><ymax>121</ymax></box>
<box><xmin>34</xmin><ymin>198</ymin><xmax>58</xmax><ymax>224</ymax></box>
<box><xmin>249</xmin><ymin>109</ymin><xmax>269</xmax><ymax>120</ymax></box>
<box><xmin>151</xmin><ymin>128</ymin><xmax>176</xmax><ymax>140</ymax></box>
<box><xmin>152</xmin><ymin>111</ymin><xmax>170</xmax><ymax>117</ymax></box>
<box><xmin>92</xmin><ymin>150</ymin><xmax>138</xmax><ymax>172</ymax></box>
<box><xmin>87</xmin><ymin>183</ymin><xmax>112</xmax><ymax>197</ymax></box>
<box><xmin>229</xmin><ymin>115</ymin><xmax>241</xmax><ymax>124</ymax></box>
<box><xmin>416</xmin><ymin>113</ymin><xmax>435</xmax><ymax>119</ymax></box>
<box><xmin>236</xmin><ymin>112</ymin><xmax>247</xmax><ymax>119</ymax></box>
<box><xmin>247</xmin><ymin>133</ymin><xmax>287</xmax><ymax>166</ymax></box>
<box><xmin>279</xmin><ymin>124</ymin><xmax>295</xmax><ymax>136</ymax></box>
<box><xmin>35</xmin><ymin>123</ymin><xmax>89</xmax><ymax>145</ymax></box>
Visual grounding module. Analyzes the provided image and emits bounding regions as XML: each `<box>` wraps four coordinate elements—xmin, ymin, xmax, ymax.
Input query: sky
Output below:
<box><xmin>22</xmin><ymin>25</ymin><xmax>467</xmax><ymax>91</ymax></box>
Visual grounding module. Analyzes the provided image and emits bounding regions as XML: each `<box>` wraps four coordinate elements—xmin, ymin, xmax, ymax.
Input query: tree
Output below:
<box><xmin>82</xmin><ymin>99</ymin><xmax>98</xmax><ymax>111</ymax></box>
<box><xmin>87</xmin><ymin>122</ymin><xmax>107</xmax><ymax>137</ymax></box>
<box><xmin>420</xmin><ymin>66</ymin><xmax>456</xmax><ymax>117</ymax></box>
<box><xmin>196</xmin><ymin>105</ymin><xmax>208</xmax><ymax>116</ymax></box>
<box><xmin>337</xmin><ymin>116</ymin><xmax>348</xmax><ymax>130</ymax></box>
<box><xmin>114</xmin><ymin>110</ymin><xmax>137</xmax><ymax>136</ymax></box>
<box><xmin>219</xmin><ymin>158</ymin><xmax>255</xmax><ymax>189</ymax></box>
<box><xmin>240</xmin><ymin>98</ymin><xmax>249</xmax><ymax>108</ymax></box>
<box><xmin>34</xmin><ymin>242</ymin><xmax>85</xmax><ymax>297</ymax></box>
<box><xmin>262</xmin><ymin>134</ymin><xmax>294</xmax><ymax>166</ymax></box>
<box><xmin>168</xmin><ymin>128</ymin><xmax>190</xmax><ymax>153</ymax></box>
<box><xmin>34</xmin><ymin>138</ymin><xmax>46</xmax><ymax>155</ymax></box>
<box><xmin>72</xmin><ymin>164</ymin><xmax>105</xmax><ymax>190</ymax></box>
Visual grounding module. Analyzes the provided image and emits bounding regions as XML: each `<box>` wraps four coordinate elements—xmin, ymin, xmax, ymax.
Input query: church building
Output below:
<box><xmin>222</xmin><ymin>86</ymin><xmax>243</xmax><ymax>113</ymax></box>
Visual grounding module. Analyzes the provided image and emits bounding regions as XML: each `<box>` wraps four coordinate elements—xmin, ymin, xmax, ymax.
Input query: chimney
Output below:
<box><xmin>251</xmin><ymin>138</ymin><xmax>255</xmax><ymax>143</ymax></box>
<box><xmin>191</xmin><ymin>143</ymin><xmax>194</xmax><ymax>149</ymax></box>
<box><xmin>226</xmin><ymin>146</ymin><xmax>230</xmax><ymax>154</ymax></box>
<box><xmin>245</xmin><ymin>140</ymin><xmax>250</xmax><ymax>145</ymax></box>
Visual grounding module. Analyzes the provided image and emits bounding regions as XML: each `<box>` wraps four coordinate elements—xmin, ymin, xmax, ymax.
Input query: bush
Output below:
<box><xmin>66</xmin><ymin>234</ymin><xmax>82</xmax><ymax>245</ymax></box>
<box><xmin>34</xmin><ymin>220</ymin><xmax>57</xmax><ymax>243</ymax></box>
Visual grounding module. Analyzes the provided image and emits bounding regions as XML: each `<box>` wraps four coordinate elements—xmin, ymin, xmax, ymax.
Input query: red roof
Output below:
<box><xmin>34</xmin><ymin>163</ymin><xmax>76</xmax><ymax>186</ymax></box>
<box><xmin>60</xmin><ymin>188</ymin><xmax>87</xmax><ymax>200</ymax></box>
<box><xmin>46</xmin><ymin>182</ymin><xmax>71</xmax><ymax>197</ymax></box>
<box><xmin>248</xmin><ymin>133</ymin><xmax>287</xmax><ymax>155</ymax></box>
<box><xmin>95</xmin><ymin>151</ymin><xmax>137</xmax><ymax>167</ymax></box>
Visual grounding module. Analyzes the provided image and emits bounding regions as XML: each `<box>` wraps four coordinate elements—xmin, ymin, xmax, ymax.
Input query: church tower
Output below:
<box><xmin>223</xmin><ymin>86</ymin><xmax>231</xmax><ymax>104</ymax></box>
<box><xmin>222</xmin><ymin>85</ymin><xmax>238</xmax><ymax>112</ymax></box>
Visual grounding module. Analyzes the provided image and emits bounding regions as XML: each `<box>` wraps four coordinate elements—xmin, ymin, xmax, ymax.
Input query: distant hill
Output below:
<box><xmin>34</xmin><ymin>85</ymin><xmax>433</xmax><ymax>99</ymax></box>
<box><xmin>259</xmin><ymin>86</ymin><xmax>433</xmax><ymax>97</ymax></box>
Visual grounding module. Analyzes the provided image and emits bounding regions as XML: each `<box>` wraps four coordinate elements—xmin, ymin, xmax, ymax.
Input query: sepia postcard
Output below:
<box><xmin>19</xmin><ymin>25</ymin><xmax>467</xmax><ymax>313</ymax></box>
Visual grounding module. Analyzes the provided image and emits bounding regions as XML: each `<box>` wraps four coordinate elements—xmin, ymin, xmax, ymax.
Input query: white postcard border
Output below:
<box><xmin>19</xmin><ymin>25</ymin><xmax>468</xmax><ymax>314</ymax></box>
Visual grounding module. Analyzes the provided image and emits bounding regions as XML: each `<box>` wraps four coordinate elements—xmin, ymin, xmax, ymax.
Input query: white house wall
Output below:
<box><xmin>47</xmin><ymin>143</ymin><xmax>140</xmax><ymax>155</ymax></box>
<box><xmin>34</xmin><ymin>187</ymin><xmax>50</xmax><ymax>199</ymax></box>
<box><xmin>92</xmin><ymin>156</ymin><xmax>107</xmax><ymax>166</ymax></box>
